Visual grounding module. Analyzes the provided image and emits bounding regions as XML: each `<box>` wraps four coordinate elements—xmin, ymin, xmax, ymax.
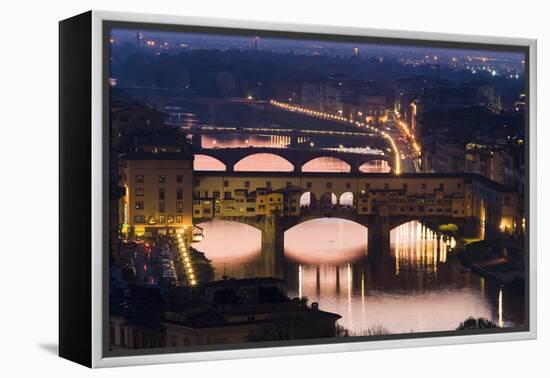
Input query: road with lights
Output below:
<box><xmin>394</xmin><ymin>110</ymin><xmax>422</xmax><ymax>173</ymax></box>
<box><xmin>269</xmin><ymin>100</ymin><xmax>402</xmax><ymax>175</ymax></box>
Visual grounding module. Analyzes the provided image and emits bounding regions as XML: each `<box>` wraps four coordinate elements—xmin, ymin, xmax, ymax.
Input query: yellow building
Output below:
<box><xmin>122</xmin><ymin>152</ymin><xmax>194</xmax><ymax>237</ymax></box>
<box><xmin>193</xmin><ymin>187</ymin><xmax>288</xmax><ymax>219</ymax></box>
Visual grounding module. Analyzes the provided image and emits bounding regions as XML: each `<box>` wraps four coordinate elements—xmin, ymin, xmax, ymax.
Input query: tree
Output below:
<box><xmin>456</xmin><ymin>316</ymin><xmax>498</xmax><ymax>330</ymax></box>
<box><xmin>439</xmin><ymin>223</ymin><xmax>458</xmax><ymax>234</ymax></box>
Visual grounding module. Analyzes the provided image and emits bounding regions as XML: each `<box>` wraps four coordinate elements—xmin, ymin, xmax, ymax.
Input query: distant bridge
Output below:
<box><xmin>183</xmin><ymin>125</ymin><xmax>386</xmax><ymax>144</ymax></box>
<box><xmin>195</xmin><ymin>147</ymin><xmax>393</xmax><ymax>173</ymax></box>
<box><xmin>117</xmin><ymin>89</ymin><xmax>268</xmax><ymax>114</ymax></box>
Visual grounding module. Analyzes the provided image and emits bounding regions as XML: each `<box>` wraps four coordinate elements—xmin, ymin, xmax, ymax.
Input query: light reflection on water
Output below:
<box><xmin>302</xmin><ymin>157</ymin><xmax>350</xmax><ymax>173</ymax></box>
<box><xmin>193</xmin><ymin>219</ymin><xmax>524</xmax><ymax>334</ymax></box>
<box><xmin>234</xmin><ymin>153</ymin><xmax>294</xmax><ymax>172</ymax></box>
<box><xmin>359</xmin><ymin>160</ymin><xmax>390</xmax><ymax>173</ymax></box>
<box><xmin>194</xmin><ymin>154</ymin><xmax>226</xmax><ymax>171</ymax></box>
<box><xmin>201</xmin><ymin>134</ymin><xmax>290</xmax><ymax>149</ymax></box>
<box><xmin>285</xmin><ymin>218</ymin><xmax>367</xmax><ymax>264</ymax></box>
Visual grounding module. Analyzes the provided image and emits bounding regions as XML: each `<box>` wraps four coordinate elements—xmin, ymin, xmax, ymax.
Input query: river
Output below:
<box><xmin>192</xmin><ymin>219</ymin><xmax>524</xmax><ymax>335</ymax></box>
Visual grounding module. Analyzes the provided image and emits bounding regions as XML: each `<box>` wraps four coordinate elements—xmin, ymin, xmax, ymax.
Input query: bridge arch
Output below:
<box><xmin>234</xmin><ymin>152</ymin><xmax>294</xmax><ymax>172</ymax></box>
<box><xmin>284</xmin><ymin>217</ymin><xmax>369</xmax><ymax>264</ymax></box>
<box><xmin>194</xmin><ymin>154</ymin><xmax>227</xmax><ymax>171</ymax></box>
<box><xmin>358</xmin><ymin>159</ymin><xmax>391</xmax><ymax>173</ymax></box>
<box><xmin>319</xmin><ymin>192</ymin><xmax>338</xmax><ymax>208</ymax></box>
<box><xmin>193</xmin><ymin>219</ymin><xmax>262</xmax><ymax>263</ymax></box>
<box><xmin>299</xmin><ymin>192</ymin><xmax>318</xmax><ymax>209</ymax></box>
<box><xmin>301</xmin><ymin>156</ymin><xmax>351</xmax><ymax>173</ymax></box>
<box><xmin>339</xmin><ymin>191</ymin><xmax>354</xmax><ymax>207</ymax></box>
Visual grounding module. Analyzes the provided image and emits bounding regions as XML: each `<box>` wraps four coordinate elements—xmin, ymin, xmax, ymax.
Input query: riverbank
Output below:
<box><xmin>456</xmin><ymin>238</ymin><xmax>525</xmax><ymax>286</ymax></box>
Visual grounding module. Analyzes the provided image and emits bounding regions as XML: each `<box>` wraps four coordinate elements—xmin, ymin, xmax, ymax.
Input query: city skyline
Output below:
<box><xmin>110</xmin><ymin>28</ymin><xmax>526</xmax><ymax>74</ymax></box>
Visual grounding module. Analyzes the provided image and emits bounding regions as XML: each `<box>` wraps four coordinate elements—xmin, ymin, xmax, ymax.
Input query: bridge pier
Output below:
<box><xmin>290</xmin><ymin>135</ymin><xmax>299</xmax><ymax>147</ymax></box>
<box><xmin>367</xmin><ymin>215</ymin><xmax>391</xmax><ymax>262</ymax></box>
<box><xmin>192</xmin><ymin>133</ymin><xmax>202</xmax><ymax>149</ymax></box>
<box><xmin>259</xmin><ymin>215</ymin><xmax>285</xmax><ymax>278</ymax></box>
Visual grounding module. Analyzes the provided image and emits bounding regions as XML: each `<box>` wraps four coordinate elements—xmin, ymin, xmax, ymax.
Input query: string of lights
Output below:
<box><xmin>269</xmin><ymin>100</ymin><xmax>402</xmax><ymax>175</ymax></box>
<box><xmin>176</xmin><ymin>230</ymin><xmax>197</xmax><ymax>286</ymax></box>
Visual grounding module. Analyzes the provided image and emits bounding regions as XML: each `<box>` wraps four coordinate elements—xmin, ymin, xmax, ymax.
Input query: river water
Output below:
<box><xmin>193</xmin><ymin>219</ymin><xmax>524</xmax><ymax>335</ymax></box>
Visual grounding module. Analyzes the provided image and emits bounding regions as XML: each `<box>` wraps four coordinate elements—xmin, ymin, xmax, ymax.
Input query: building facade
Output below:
<box><xmin>122</xmin><ymin>152</ymin><xmax>194</xmax><ymax>237</ymax></box>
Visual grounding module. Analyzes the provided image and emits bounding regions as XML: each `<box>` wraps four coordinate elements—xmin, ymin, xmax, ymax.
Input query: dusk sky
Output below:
<box><xmin>110</xmin><ymin>28</ymin><xmax>526</xmax><ymax>65</ymax></box>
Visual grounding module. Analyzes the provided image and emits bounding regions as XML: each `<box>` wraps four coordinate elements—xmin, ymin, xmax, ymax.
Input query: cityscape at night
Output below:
<box><xmin>107</xmin><ymin>26</ymin><xmax>527</xmax><ymax>352</ymax></box>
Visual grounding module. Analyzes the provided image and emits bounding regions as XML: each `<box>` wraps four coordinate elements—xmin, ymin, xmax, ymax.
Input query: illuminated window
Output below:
<box><xmin>176</xmin><ymin>215</ymin><xmax>183</xmax><ymax>223</ymax></box>
<box><xmin>134</xmin><ymin>215</ymin><xmax>145</xmax><ymax>224</ymax></box>
<box><xmin>167</xmin><ymin>215</ymin><xmax>174</xmax><ymax>223</ymax></box>
<box><xmin>135</xmin><ymin>175</ymin><xmax>144</xmax><ymax>183</ymax></box>
<box><xmin>159</xmin><ymin>215</ymin><xmax>165</xmax><ymax>223</ymax></box>
<box><xmin>135</xmin><ymin>201</ymin><xmax>144</xmax><ymax>210</ymax></box>
<box><xmin>176</xmin><ymin>201</ymin><xmax>183</xmax><ymax>213</ymax></box>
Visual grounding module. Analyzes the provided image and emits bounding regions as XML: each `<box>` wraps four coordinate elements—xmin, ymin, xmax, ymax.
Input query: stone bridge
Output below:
<box><xmin>194</xmin><ymin>211</ymin><xmax>461</xmax><ymax>277</ymax></box>
<box><xmin>195</xmin><ymin>147</ymin><xmax>393</xmax><ymax>173</ymax></box>
<box><xmin>187</xmin><ymin>125</ymin><xmax>388</xmax><ymax>149</ymax></box>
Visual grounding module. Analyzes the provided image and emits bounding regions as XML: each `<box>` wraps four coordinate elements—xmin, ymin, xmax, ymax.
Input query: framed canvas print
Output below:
<box><xmin>59</xmin><ymin>10</ymin><xmax>537</xmax><ymax>368</ymax></box>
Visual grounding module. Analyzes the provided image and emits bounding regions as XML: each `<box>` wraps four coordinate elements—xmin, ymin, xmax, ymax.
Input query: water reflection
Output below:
<box><xmin>302</xmin><ymin>157</ymin><xmax>350</xmax><ymax>173</ymax></box>
<box><xmin>194</xmin><ymin>154</ymin><xmax>226</xmax><ymax>171</ymax></box>
<box><xmin>359</xmin><ymin>160</ymin><xmax>390</xmax><ymax>173</ymax></box>
<box><xmin>391</xmin><ymin>221</ymin><xmax>456</xmax><ymax>275</ymax></box>
<box><xmin>192</xmin><ymin>219</ymin><xmax>524</xmax><ymax>334</ymax></box>
<box><xmin>193</xmin><ymin>221</ymin><xmax>261</xmax><ymax>279</ymax></box>
<box><xmin>285</xmin><ymin>218</ymin><xmax>368</xmax><ymax>264</ymax></box>
<box><xmin>201</xmin><ymin>135</ymin><xmax>290</xmax><ymax>149</ymax></box>
<box><xmin>234</xmin><ymin>153</ymin><xmax>294</xmax><ymax>172</ymax></box>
